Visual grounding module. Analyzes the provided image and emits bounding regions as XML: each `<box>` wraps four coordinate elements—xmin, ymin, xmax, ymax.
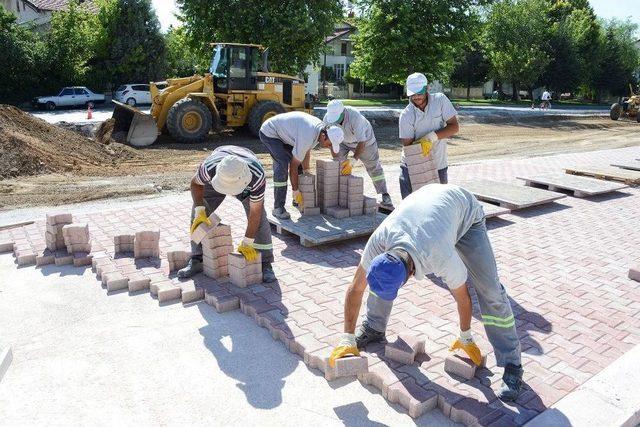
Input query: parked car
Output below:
<box><xmin>113</xmin><ymin>84</ymin><xmax>152</xmax><ymax>106</ymax></box>
<box><xmin>32</xmin><ymin>87</ymin><xmax>106</xmax><ymax>110</ymax></box>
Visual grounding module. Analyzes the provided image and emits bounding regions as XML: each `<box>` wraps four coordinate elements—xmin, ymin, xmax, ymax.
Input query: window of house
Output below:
<box><xmin>333</xmin><ymin>64</ymin><xmax>345</xmax><ymax>81</ymax></box>
<box><xmin>341</xmin><ymin>42</ymin><xmax>348</xmax><ymax>56</ymax></box>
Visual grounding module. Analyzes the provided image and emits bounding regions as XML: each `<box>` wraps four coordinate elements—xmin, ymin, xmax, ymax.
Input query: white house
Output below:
<box><xmin>1</xmin><ymin>0</ymin><xmax>97</xmax><ymax>31</ymax></box>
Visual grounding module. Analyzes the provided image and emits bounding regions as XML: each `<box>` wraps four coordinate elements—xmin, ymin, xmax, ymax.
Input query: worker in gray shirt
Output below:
<box><xmin>399</xmin><ymin>72</ymin><xmax>459</xmax><ymax>199</ymax></box>
<box><xmin>323</xmin><ymin>100</ymin><xmax>393</xmax><ymax>210</ymax></box>
<box><xmin>329</xmin><ymin>184</ymin><xmax>523</xmax><ymax>402</ymax></box>
<box><xmin>260</xmin><ymin>111</ymin><xmax>344</xmax><ymax>219</ymax></box>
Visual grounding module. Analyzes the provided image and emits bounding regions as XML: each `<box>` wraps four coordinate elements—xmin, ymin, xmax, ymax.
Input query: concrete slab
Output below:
<box><xmin>611</xmin><ymin>160</ymin><xmax>640</xmax><ymax>172</ymax></box>
<box><xmin>525</xmin><ymin>344</ymin><xmax>640</xmax><ymax>427</ymax></box>
<box><xmin>459</xmin><ymin>180</ymin><xmax>566</xmax><ymax>210</ymax></box>
<box><xmin>0</xmin><ymin>345</ymin><xmax>11</xmax><ymax>383</ymax></box>
<box><xmin>267</xmin><ymin>209</ymin><xmax>387</xmax><ymax>247</ymax></box>
<box><xmin>565</xmin><ymin>165</ymin><xmax>640</xmax><ymax>185</ymax></box>
<box><xmin>516</xmin><ymin>173</ymin><xmax>628</xmax><ymax>197</ymax></box>
<box><xmin>479</xmin><ymin>201</ymin><xmax>511</xmax><ymax>219</ymax></box>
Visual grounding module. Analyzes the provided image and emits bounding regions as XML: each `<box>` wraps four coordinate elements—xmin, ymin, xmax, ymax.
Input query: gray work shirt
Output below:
<box><xmin>260</xmin><ymin>111</ymin><xmax>324</xmax><ymax>162</ymax></box>
<box><xmin>323</xmin><ymin>106</ymin><xmax>376</xmax><ymax>149</ymax></box>
<box><xmin>398</xmin><ymin>93</ymin><xmax>457</xmax><ymax>169</ymax></box>
<box><xmin>360</xmin><ymin>184</ymin><xmax>484</xmax><ymax>289</ymax></box>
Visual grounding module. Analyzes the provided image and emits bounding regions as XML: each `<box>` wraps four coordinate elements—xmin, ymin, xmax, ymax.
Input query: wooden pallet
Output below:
<box><xmin>516</xmin><ymin>173</ymin><xmax>628</xmax><ymax>198</ymax></box>
<box><xmin>459</xmin><ymin>180</ymin><xmax>566</xmax><ymax>210</ymax></box>
<box><xmin>565</xmin><ymin>166</ymin><xmax>640</xmax><ymax>185</ymax></box>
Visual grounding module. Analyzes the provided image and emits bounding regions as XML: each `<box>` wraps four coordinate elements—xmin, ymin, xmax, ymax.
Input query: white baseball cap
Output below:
<box><xmin>406</xmin><ymin>72</ymin><xmax>428</xmax><ymax>96</ymax></box>
<box><xmin>324</xmin><ymin>99</ymin><xmax>345</xmax><ymax>124</ymax></box>
<box><xmin>326</xmin><ymin>126</ymin><xmax>344</xmax><ymax>153</ymax></box>
<box><xmin>211</xmin><ymin>155</ymin><xmax>252</xmax><ymax>195</ymax></box>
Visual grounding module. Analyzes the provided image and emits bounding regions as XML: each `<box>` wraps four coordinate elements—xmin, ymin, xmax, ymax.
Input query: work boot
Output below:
<box><xmin>262</xmin><ymin>262</ymin><xmax>276</xmax><ymax>283</ymax></box>
<box><xmin>497</xmin><ymin>363</ymin><xmax>524</xmax><ymax>402</ymax></box>
<box><xmin>177</xmin><ymin>258</ymin><xmax>203</xmax><ymax>279</ymax></box>
<box><xmin>355</xmin><ymin>321</ymin><xmax>386</xmax><ymax>349</ymax></box>
<box><xmin>380</xmin><ymin>193</ymin><xmax>394</xmax><ymax>210</ymax></box>
<box><xmin>272</xmin><ymin>207</ymin><xmax>291</xmax><ymax>220</ymax></box>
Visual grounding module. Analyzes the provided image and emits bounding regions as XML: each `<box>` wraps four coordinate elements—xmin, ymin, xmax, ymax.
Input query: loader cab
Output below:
<box><xmin>209</xmin><ymin>43</ymin><xmax>264</xmax><ymax>93</ymax></box>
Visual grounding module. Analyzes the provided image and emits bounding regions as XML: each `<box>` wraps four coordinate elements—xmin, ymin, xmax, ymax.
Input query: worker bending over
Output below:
<box><xmin>179</xmin><ymin>146</ymin><xmax>276</xmax><ymax>283</ymax></box>
<box><xmin>329</xmin><ymin>184</ymin><xmax>523</xmax><ymax>401</ymax></box>
<box><xmin>260</xmin><ymin>111</ymin><xmax>344</xmax><ymax>219</ymax></box>
<box><xmin>323</xmin><ymin>100</ymin><xmax>393</xmax><ymax>210</ymax></box>
<box><xmin>399</xmin><ymin>72</ymin><xmax>459</xmax><ymax>199</ymax></box>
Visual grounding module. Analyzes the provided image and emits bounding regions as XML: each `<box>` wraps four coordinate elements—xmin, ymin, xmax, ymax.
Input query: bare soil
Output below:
<box><xmin>1</xmin><ymin>113</ymin><xmax>639</xmax><ymax>210</ymax></box>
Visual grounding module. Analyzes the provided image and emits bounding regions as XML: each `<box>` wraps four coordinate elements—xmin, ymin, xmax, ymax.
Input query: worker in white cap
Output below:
<box><xmin>399</xmin><ymin>72</ymin><xmax>459</xmax><ymax>199</ymax></box>
<box><xmin>179</xmin><ymin>146</ymin><xmax>276</xmax><ymax>283</ymax></box>
<box><xmin>260</xmin><ymin>111</ymin><xmax>344</xmax><ymax>219</ymax></box>
<box><xmin>324</xmin><ymin>100</ymin><xmax>393</xmax><ymax>210</ymax></box>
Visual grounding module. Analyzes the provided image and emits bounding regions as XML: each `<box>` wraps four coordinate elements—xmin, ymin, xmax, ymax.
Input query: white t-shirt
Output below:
<box><xmin>541</xmin><ymin>91</ymin><xmax>551</xmax><ymax>101</ymax></box>
<box><xmin>398</xmin><ymin>93</ymin><xmax>457</xmax><ymax>169</ymax></box>
<box><xmin>323</xmin><ymin>106</ymin><xmax>376</xmax><ymax>149</ymax></box>
<box><xmin>360</xmin><ymin>184</ymin><xmax>484</xmax><ymax>290</ymax></box>
<box><xmin>260</xmin><ymin>111</ymin><xmax>324</xmax><ymax>161</ymax></box>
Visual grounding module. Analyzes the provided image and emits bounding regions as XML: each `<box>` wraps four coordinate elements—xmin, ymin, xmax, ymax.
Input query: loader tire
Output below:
<box><xmin>248</xmin><ymin>101</ymin><xmax>286</xmax><ymax>137</ymax></box>
<box><xmin>167</xmin><ymin>98</ymin><xmax>212</xmax><ymax>143</ymax></box>
<box><xmin>610</xmin><ymin>103</ymin><xmax>622</xmax><ymax>121</ymax></box>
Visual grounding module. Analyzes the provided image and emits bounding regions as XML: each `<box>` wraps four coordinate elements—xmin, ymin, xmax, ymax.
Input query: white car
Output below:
<box><xmin>33</xmin><ymin>87</ymin><xmax>106</xmax><ymax>110</ymax></box>
<box><xmin>113</xmin><ymin>84</ymin><xmax>152</xmax><ymax>106</ymax></box>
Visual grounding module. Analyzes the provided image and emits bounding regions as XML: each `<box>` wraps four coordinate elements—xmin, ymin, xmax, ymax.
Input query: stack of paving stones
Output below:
<box><xmin>201</xmin><ymin>223</ymin><xmax>232</xmax><ymax>279</ymax></box>
<box><xmin>345</xmin><ymin>175</ymin><xmax>364</xmax><ymax>216</ymax></box>
<box><xmin>363</xmin><ymin>196</ymin><xmax>377</xmax><ymax>216</ymax></box>
<box><xmin>166</xmin><ymin>248</ymin><xmax>191</xmax><ymax>272</ymax></box>
<box><xmin>191</xmin><ymin>212</ymin><xmax>221</xmax><ymax>244</ymax></box>
<box><xmin>133</xmin><ymin>230</ymin><xmax>160</xmax><ymax>258</ymax></box>
<box><xmin>316</xmin><ymin>159</ymin><xmax>340</xmax><ymax>212</ymax></box>
<box><xmin>62</xmin><ymin>223</ymin><xmax>93</xmax><ymax>266</ymax></box>
<box><xmin>113</xmin><ymin>232</ymin><xmax>135</xmax><ymax>254</ymax></box>
<box><xmin>403</xmin><ymin>143</ymin><xmax>440</xmax><ymax>191</ymax></box>
<box><xmin>228</xmin><ymin>252</ymin><xmax>262</xmax><ymax>287</ymax></box>
<box><xmin>298</xmin><ymin>173</ymin><xmax>320</xmax><ymax>216</ymax></box>
<box><xmin>35</xmin><ymin>213</ymin><xmax>73</xmax><ymax>267</ymax></box>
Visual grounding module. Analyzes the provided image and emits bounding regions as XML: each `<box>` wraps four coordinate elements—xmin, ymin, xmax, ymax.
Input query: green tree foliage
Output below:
<box><xmin>483</xmin><ymin>0</ymin><xmax>552</xmax><ymax>100</ymax></box>
<box><xmin>450</xmin><ymin>41</ymin><xmax>490</xmax><ymax>99</ymax></box>
<box><xmin>165</xmin><ymin>25</ymin><xmax>208</xmax><ymax>78</ymax></box>
<box><xmin>0</xmin><ymin>6</ymin><xmax>45</xmax><ymax>103</ymax></box>
<box><xmin>349</xmin><ymin>0</ymin><xmax>487</xmax><ymax>86</ymax></box>
<box><xmin>176</xmin><ymin>0</ymin><xmax>343</xmax><ymax>75</ymax></box>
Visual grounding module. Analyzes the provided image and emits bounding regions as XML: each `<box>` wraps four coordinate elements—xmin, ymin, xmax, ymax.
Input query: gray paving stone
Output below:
<box><xmin>459</xmin><ymin>180</ymin><xmax>566</xmax><ymax>210</ymax></box>
<box><xmin>517</xmin><ymin>173</ymin><xmax>628</xmax><ymax>197</ymax></box>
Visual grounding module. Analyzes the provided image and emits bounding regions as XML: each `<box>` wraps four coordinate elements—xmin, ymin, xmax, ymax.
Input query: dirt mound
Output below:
<box><xmin>95</xmin><ymin>118</ymin><xmax>127</xmax><ymax>145</ymax></box>
<box><xmin>0</xmin><ymin>105</ymin><xmax>140</xmax><ymax>179</ymax></box>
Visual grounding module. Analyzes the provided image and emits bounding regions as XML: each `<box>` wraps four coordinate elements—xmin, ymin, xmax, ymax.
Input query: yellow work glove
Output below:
<box><xmin>237</xmin><ymin>237</ymin><xmax>258</xmax><ymax>262</ymax></box>
<box><xmin>329</xmin><ymin>333</ymin><xmax>360</xmax><ymax>368</ymax></box>
<box><xmin>340</xmin><ymin>160</ymin><xmax>352</xmax><ymax>176</ymax></box>
<box><xmin>418</xmin><ymin>131</ymin><xmax>438</xmax><ymax>157</ymax></box>
<box><xmin>449</xmin><ymin>330</ymin><xmax>483</xmax><ymax>366</ymax></box>
<box><xmin>292</xmin><ymin>189</ymin><xmax>303</xmax><ymax>208</ymax></box>
<box><xmin>190</xmin><ymin>206</ymin><xmax>211</xmax><ymax>234</ymax></box>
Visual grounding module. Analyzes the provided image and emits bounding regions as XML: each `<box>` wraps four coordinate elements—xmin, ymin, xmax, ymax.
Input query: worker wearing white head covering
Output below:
<box><xmin>324</xmin><ymin>99</ymin><xmax>393</xmax><ymax>210</ymax></box>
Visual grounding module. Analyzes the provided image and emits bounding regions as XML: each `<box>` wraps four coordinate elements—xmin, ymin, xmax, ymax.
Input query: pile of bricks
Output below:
<box><xmin>228</xmin><ymin>252</ymin><xmax>262</xmax><ymax>287</ymax></box>
<box><xmin>202</xmin><ymin>224</ymin><xmax>232</xmax><ymax>279</ymax></box>
<box><xmin>167</xmin><ymin>248</ymin><xmax>191</xmax><ymax>272</ymax></box>
<box><xmin>344</xmin><ymin>175</ymin><xmax>364</xmax><ymax>216</ymax></box>
<box><xmin>134</xmin><ymin>230</ymin><xmax>160</xmax><ymax>258</ymax></box>
<box><xmin>45</xmin><ymin>213</ymin><xmax>72</xmax><ymax>251</ymax></box>
<box><xmin>403</xmin><ymin>144</ymin><xmax>440</xmax><ymax>191</ymax></box>
<box><xmin>113</xmin><ymin>233</ymin><xmax>135</xmax><ymax>254</ymax></box>
<box><xmin>316</xmin><ymin>159</ymin><xmax>340</xmax><ymax>212</ymax></box>
<box><xmin>298</xmin><ymin>173</ymin><xmax>320</xmax><ymax>216</ymax></box>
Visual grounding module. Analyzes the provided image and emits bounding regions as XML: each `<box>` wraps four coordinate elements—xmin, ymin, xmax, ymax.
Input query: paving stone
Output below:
<box><xmin>301</xmin><ymin>207</ymin><xmax>321</xmax><ymax>216</ymax></box>
<box><xmin>62</xmin><ymin>223</ymin><xmax>90</xmax><ymax>245</ymax></box>
<box><xmin>149</xmin><ymin>278</ymin><xmax>172</xmax><ymax>296</ymax></box>
<box><xmin>325</xmin><ymin>207</ymin><xmax>350</xmax><ymax>219</ymax></box>
<box><xmin>386</xmin><ymin>377</ymin><xmax>438</xmax><ymax>419</ymax></box>
<box><xmin>628</xmin><ymin>266</ymin><xmax>640</xmax><ymax>282</ymax></box>
<box><xmin>190</xmin><ymin>213</ymin><xmax>222</xmax><ymax>244</ymax></box>
<box><xmin>385</xmin><ymin>334</ymin><xmax>426</xmax><ymax>365</ymax></box>
<box><xmin>565</xmin><ymin>165</ymin><xmax>640</xmax><ymax>184</ymax></box>
<box><xmin>104</xmin><ymin>272</ymin><xmax>129</xmax><ymax>292</ymax></box>
<box><xmin>157</xmin><ymin>283</ymin><xmax>182</xmax><ymax>303</ymax></box>
<box><xmin>54</xmin><ymin>253</ymin><xmax>73</xmax><ymax>266</ymax></box>
<box><xmin>46</xmin><ymin>212</ymin><xmax>72</xmax><ymax>225</ymax></box>
<box><xmin>358</xmin><ymin>362</ymin><xmax>406</xmax><ymax>398</ymax></box>
<box><xmin>325</xmin><ymin>355</ymin><xmax>368</xmax><ymax>381</ymax></box>
<box><xmin>127</xmin><ymin>273</ymin><xmax>151</xmax><ymax>292</ymax></box>
<box><xmin>444</xmin><ymin>354</ymin><xmax>477</xmax><ymax>380</ymax></box>
<box><xmin>72</xmin><ymin>253</ymin><xmax>93</xmax><ymax>267</ymax></box>
<box><xmin>35</xmin><ymin>250</ymin><xmax>55</xmax><ymax>267</ymax></box>
<box><xmin>179</xmin><ymin>280</ymin><xmax>205</xmax><ymax>303</ymax></box>
<box><xmin>205</xmin><ymin>289</ymin><xmax>240</xmax><ymax>313</ymax></box>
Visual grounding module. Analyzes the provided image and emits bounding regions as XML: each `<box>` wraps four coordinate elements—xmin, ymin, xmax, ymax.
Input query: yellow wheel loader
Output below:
<box><xmin>112</xmin><ymin>43</ymin><xmax>312</xmax><ymax>146</ymax></box>
<box><xmin>610</xmin><ymin>84</ymin><xmax>640</xmax><ymax>123</ymax></box>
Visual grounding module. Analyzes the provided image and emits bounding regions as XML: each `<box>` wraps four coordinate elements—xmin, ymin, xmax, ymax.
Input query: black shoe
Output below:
<box><xmin>355</xmin><ymin>321</ymin><xmax>385</xmax><ymax>349</ymax></box>
<box><xmin>177</xmin><ymin>258</ymin><xmax>202</xmax><ymax>279</ymax></box>
<box><xmin>262</xmin><ymin>263</ymin><xmax>276</xmax><ymax>283</ymax></box>
<box><xmin>498</xmin><ymin>363</ymin><xmax>524</xmax><ymax>402</ymax></box>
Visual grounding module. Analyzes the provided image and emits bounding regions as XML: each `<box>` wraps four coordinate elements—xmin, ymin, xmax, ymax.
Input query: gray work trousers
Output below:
<box><xmin>338</xmin><ymin>143</ymin><xmax>388</xmax><ymax>194</ymax></box>
<box><xmin>399</xmin><ymin>163</ymin><xmax>448</xmax><ymax>200</ymax></box>
<box><xmin>190</xmin><ymin>184</ymin><xmax>274</xmax><ymax>264</ymax></box>
<box><xmin>364</xmin><ymin>219</ymin><xmax>521</xmax><ymax>367</ymax></box>
<box><xmin>260</xmin><ymin>131</ymin><xmax>301</xmax><ymax>209</ymax></box>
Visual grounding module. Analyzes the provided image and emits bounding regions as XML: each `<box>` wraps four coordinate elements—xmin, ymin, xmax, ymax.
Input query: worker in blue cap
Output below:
<box><xmin>328</xmin><ymin>184</ymin><xmax>523</xmax><ymax>402</ymax></box>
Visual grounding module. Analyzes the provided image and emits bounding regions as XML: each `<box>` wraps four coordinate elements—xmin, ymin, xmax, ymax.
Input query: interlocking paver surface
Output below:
<box><xmin>1</xmin><ymin>146</ymin><xmax>639</xmax><ymax>425</ymax></box>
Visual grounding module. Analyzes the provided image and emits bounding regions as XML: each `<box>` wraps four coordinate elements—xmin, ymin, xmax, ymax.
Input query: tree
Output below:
<box><xmin>349</xmin><ymin>0</ymin><xmax>488</xmax><ymax>86</ymax></box>
<box><xmin>165</xmin><ymin>25</ymin><xmax>208</xmax><ymax>78</ymax></box>
<box><xmin>0</xmin><ymin>5</ymin><xmax>46</xmax><ymax>104</ymax></box>
<box><xmin>450</xmin><ymin>41</ymin><xmax>490</xmax><ymax>100</ymax></box>
<box><xmin>483</xmin><ymin>0</ymin><xmax>552</xmax><ymax>100</ymax></box>
<box><xmin>176</xmin><ymin>0</ymin><xmax>343</xmax><ymax>75</ymax></box>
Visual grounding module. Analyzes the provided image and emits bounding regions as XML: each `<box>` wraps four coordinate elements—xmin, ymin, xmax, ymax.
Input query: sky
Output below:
<box><xmin>151</xmin><ymin>0</ymin><xmax>640</xmax><ymax>33</ymax></box>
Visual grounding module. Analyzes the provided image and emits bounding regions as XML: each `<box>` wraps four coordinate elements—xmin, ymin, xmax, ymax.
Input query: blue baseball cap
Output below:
<box><xmin>366</xmin><ymin>252</ymin><xmax>408</xmax><ymax>301</ymax></box>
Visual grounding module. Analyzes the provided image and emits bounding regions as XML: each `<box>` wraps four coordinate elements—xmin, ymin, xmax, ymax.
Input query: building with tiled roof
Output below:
<box><xmin>1</xmin><ymin>0</ymin><xmax>97</xmax><ymax>31</ymax></box>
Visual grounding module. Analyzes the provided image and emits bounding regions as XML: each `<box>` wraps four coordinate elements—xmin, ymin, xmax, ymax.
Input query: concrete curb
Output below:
<box><xmin>524</xmin><ymin>344</ymin><xmax>640</xmax><ymax>427</ymax></box>
<box><xmin>0</xmin><ymin>345</ymin><xmax>12</xmax><ymax>382</ymax></box>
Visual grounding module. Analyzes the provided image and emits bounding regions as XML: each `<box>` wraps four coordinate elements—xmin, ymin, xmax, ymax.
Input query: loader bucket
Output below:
<box><xmin>112</xmin><ymin>101</ymin><xmax>158</xmax><ymax>147</ymax></box>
